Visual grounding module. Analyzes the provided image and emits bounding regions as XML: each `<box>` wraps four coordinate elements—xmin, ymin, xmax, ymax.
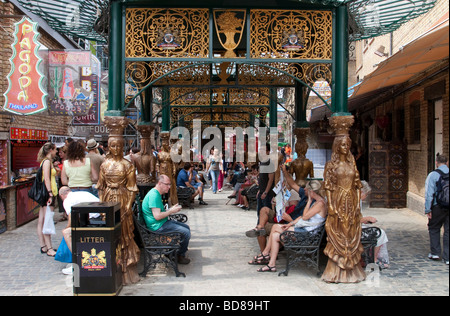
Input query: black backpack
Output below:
<box><xmin>434</xmin><ymin>169</ymin><xmax>449</xmax><ymax>209</ymax></box>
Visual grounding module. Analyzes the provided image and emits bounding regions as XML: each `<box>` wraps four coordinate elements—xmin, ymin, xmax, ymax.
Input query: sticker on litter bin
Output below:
<box><xmin>77</xmin><ymin>242</ymin><xmax>111</xmax><ymax>277</ymax></box>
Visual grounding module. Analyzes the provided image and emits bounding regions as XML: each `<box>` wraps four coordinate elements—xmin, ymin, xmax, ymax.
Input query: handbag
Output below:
<box><xmin>28</xmin><ymin>161</ymin><xmax>49</xmax><ymax>207</ymax></box>
<box><xmin>55</xmin><ymin>238</ymin><xmax>72</xmax><ymax>263</ymax></box>
<box><xmin>42</xmin><ymin>205</ymin><xmax>56</xmax><ymax>235</ymax></box>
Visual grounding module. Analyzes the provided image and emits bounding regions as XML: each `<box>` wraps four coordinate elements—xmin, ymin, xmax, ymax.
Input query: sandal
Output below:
<box><xmin>248</xmin><ymin>253</ymin><xmax>270</xmax><ymax>265</ymax></box>
<box><xmin>257</xmin><ymin>265</ymin><xmax>277</xmax><ymax>273</ymax></box>
<box><xmin>46</xmin><ymin>248</ymin><xmax>56</xmax><ymax>257</ymax></box>
<box><xmin>40</xmin><ymin>246</ymin><xmax>48</xmax><ymax>254</ymax></box>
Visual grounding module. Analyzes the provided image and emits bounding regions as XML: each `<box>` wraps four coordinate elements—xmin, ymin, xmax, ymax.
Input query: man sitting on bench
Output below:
<box><xmin>177</xmin><ymin>162</ymin><xmax>207</xmax><ymax>205</ymax></box>
<box><xmin>142</xmin><ymin>175</ymin><xmax>191</xmax><ymax>264</ymax></box>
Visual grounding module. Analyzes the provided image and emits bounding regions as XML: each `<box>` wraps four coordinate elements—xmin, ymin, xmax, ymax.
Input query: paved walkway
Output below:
<box><xmin>0</xmin><ymin>187</ymin><xmax>448</xmax><ymax>296</ymax></box>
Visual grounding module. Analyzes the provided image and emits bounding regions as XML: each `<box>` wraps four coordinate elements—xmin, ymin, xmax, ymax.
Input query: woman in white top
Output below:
<box><xmin>251</xmin><ymin>181</ymin><xmax>327</xmax><ymax>272</ymax></box>
<box><xmin>360</xmin><ymin>181</ymin><xmax>389</xmax><ymax>269</ymax></box>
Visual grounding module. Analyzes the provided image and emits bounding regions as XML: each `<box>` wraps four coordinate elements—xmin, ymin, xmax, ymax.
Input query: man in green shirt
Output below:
<box><xmin>142</xmin><ymin>175</ymin><xmax>191</xmax><ymax>264</ymax></box>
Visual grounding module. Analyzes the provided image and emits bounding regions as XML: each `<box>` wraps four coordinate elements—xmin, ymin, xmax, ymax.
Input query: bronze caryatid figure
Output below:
<box><xmin>157</xmin><ymin>132</ymin><xmax>178</xmax><ymax>205</ymax></box>
<box><xmin>133</xmin><ymin>125</ymin><xmax>157</xmax><ymax>184</ymax></box>
<box><xmin>97</xmin><ymin>117</ymin><xmax>140</xmax><ymax>285</ymax></box>
<box><xmin>321</xmin><ymin>115</ymin><xmax>365</xmax><ymax>283</ymax></box>
<box><xmin>290</xmin><ymin>128</ymin><xmax>314</xmax><ymax>187</ymax></box>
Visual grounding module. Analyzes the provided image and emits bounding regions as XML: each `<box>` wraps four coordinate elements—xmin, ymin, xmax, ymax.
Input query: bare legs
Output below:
<box><xmin>37</xmin><ymin>205</ymin><xmax>56</xmax><ymax>256</ymax></box>
<box><xmin>251</xmin><ymin>224</ymin><xmax>287</xmax><ymax>272</ymax></box>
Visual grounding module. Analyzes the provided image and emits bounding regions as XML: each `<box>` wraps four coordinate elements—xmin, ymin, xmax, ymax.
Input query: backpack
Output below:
<box><xmin>434</xmin><ymin>169</ymin><xmax>449</xmax><ymax>208</ymax></box>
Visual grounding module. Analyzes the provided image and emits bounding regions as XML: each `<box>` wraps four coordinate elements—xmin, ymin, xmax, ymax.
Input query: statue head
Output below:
<box><xmin>295</xmin><ymin>141</ymin><xmax>308</xmax><ymax>158</ymax></box>
<box><xmin>108</xmin><ymin>136</ymin><xmax>124</xmax><ymax>158</ymax></box>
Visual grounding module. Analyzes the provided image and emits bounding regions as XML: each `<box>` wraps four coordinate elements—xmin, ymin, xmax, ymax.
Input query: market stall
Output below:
<box><xmin>10</xmin><ymin>127</ymin><xmax>48</xmax><ymax>226</ymax></box>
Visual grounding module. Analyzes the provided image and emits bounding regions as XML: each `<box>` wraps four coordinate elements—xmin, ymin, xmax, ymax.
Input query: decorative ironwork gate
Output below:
<box><xmin>16</xmin><ymin>0</ymin><xmax>438</xmax><ymax>130</ymax></box>
<box><xmin>123</xmin><ymin>7</ymin><xmax>334</xmax><ymax>129</ymax></box>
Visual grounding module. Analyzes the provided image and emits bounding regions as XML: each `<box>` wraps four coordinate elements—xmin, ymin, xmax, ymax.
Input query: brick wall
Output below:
<box><xmin>1</xmin><ymin>2</ymin><xmax>72</xmax><ymax>230</ymax></box>
<box><xmin>0</xmin><ymin>2</ymin><xmax>72</xmax><ymax>134</ymax></box>
<box><xmin>354</xmin><ymin>0</ymin><xmax>449</xmax><ymax>213</ymax></box>
<box><xmin>373</xmin><ymin>62</ymin><xmax>449</xmax><ymax>213</ymax></box>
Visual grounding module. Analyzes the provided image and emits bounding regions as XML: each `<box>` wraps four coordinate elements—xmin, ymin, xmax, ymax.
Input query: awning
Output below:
<box><xmin>310</xmin><ymin>22</ymin><xmax>449</xmax><ymax>122</ymax></box>
<box><xmin>351</xmin><ymin>23</ymin><xmax>449</xmax><ymax>99</ymax></box>
<box><xmin>16</xmin><ymin>0</ymin><xmax>437</xmax><ymax>43</ymax></box>
<box><xmin>16</xmin><ymin>0</ymin><xmax>109</xmax><ymax>43</ymax></box>
<box><xmin>347</xmin><ymin>0</ymin><xmax>438</xmax><ymax>41</ymax></box>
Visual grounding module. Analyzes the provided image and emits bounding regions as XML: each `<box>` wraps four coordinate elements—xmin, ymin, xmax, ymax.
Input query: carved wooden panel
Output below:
<box><xmin>388</xmin><ymin>141</ymin><xmax>408</xmax><ymax>208</ymax></box>
<box><xmin>369</xmin><ymin>140</ymin><xmax>407</xmax><ymax>208</ymax></box>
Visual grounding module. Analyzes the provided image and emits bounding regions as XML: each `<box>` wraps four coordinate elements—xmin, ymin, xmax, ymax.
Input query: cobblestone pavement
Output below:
<box><xmin>0</xmin><ymin>188</ymin><xmax>448</xmax><ymax>296</ymax></box>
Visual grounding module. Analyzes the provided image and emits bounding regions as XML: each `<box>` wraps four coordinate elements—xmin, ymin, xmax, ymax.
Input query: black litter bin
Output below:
<box><xmin>71</xmin><ymin>202</ymin><xmax>122</xmax><ymax>296</ymax></box>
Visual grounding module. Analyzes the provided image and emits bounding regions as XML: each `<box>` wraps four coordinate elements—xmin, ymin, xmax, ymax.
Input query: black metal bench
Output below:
<box><xmin>241</xmin><ymin>185</ymin><xmax>259</xmax><ymax>210</ymax></box>
<box><xmin>177</xmin><ymin>186</ymin><xmax>195</xmax><ymax>209</ymax></box>
<box><xmin>132</xmin><ymin>202</ymin><xmax>188</xmax><ymax>278</ymax></box>
<box><xmin>278</xmin><ymin>225</ymin><xmax>382</xmax><ymax>276</ymax></box>
<box><xmin>279</xmin><ymin>224</ymin><xmax>326</xmax><ymax>276</ymax></box>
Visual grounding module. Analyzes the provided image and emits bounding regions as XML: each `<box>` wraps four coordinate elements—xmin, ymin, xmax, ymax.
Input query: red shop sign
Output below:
<box><xmin>3</xmin><ymin>17</ymin><xmax>47</xmax><ymax>115</ymax></box>
<box><xmin>10</xmin><ymin>127</ymin><xmax>48</xmax><ymax>140</ymax></box>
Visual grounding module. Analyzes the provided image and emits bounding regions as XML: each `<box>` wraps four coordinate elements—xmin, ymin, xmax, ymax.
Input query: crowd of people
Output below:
<box><xmin>234</xmin><ymin>142</ymin><xmax>394</xmax><ymax>275</ymax></box>
<box><xmin>34</xmin><ymin>138</ymin><xmax>106</xmax><ymax>273</ymax></box>
<box><xmin>33</xmin><ymin>136</ymin><xmax>448</xmax><ymax>278</ymax></box>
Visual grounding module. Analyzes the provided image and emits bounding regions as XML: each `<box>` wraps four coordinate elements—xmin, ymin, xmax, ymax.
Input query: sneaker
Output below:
<box><xmin>428</xmin><ymin>253</ymin><xmax>440</xmax><ymax>261</ymax></box>
<box><xmin>62</xmin><ymin>264</ymin><xmax>73</xmax><ymax>275</ymax></box>
<box><xmin>199</xmin><ymin>200</ymin><xmax>208</xmax><ymax>205</ymax></box>
<box><xmin>245</xmin><ymin>228</ymin><xmax>266</xmax><ymax>238</ymax></box>
<box><xmin>444</xmin><ymin>260</ymin><xmax>449</xmax><ymax>265</ymax></box>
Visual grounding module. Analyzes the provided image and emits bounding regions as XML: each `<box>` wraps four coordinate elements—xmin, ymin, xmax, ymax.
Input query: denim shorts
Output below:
<box><xmin>294</xmin><ymin>227</ymin><xmax>308</xmax><ymax>233</ymax></box>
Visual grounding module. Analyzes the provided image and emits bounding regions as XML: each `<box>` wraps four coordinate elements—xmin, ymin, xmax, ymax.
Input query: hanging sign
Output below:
<box><xmin>3</xmin><ymin>17</ymin><xmax>47</xmax><ymax>115</ymax></box>
<box><xmin>48</xmin><ymin>50</ymin><xmax>98</xmax><ymax>119</ymax></box>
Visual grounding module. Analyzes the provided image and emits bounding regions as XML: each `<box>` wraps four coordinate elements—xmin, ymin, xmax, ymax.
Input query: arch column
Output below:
<box><xmin>332</xmin><ymin>4</ymin><xmax>351</xmax><ymax>117</ymax></box>
<box><xmin>105</xmin><ymin>0</ymin><xmax>124</xmax><ymax>117</ymax></box>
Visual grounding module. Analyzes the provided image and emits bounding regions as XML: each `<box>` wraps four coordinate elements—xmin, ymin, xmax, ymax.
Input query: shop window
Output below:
<box><xmin>410</xmin><ymin>100</ymin><xmax>421</xmax><ymax>144</ymax></box>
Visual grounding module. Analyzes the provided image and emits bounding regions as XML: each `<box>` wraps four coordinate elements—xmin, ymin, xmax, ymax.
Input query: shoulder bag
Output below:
<box><xmin>28</xmin><ymin>160</ymin><xmax>50</xmax><ymax>207</ymax></box>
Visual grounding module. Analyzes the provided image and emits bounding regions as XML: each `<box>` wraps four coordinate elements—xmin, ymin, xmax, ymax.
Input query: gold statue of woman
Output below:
<box><xmin>133</xmin><ymin>125</ymin><xmax>156</xmax><ymax>184</ymax></box>
<box><xmin>321</xmin><ymin>116</ymin><xmax>365</xmax><ymax>283</ymax></box>
<box><xmin>97</xmin><ymin>131</ymin><xmax>140</xmax><ymax>285</ymax></box>
<box><xmin>290</xmin><ymin>128</ymin><xmax>314</xmax><ymax>187</ymax></box>
<box><xmin>157</xmin><ymin>132</ymin><xmax>178</xmax><ymax>205</ymax></box>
